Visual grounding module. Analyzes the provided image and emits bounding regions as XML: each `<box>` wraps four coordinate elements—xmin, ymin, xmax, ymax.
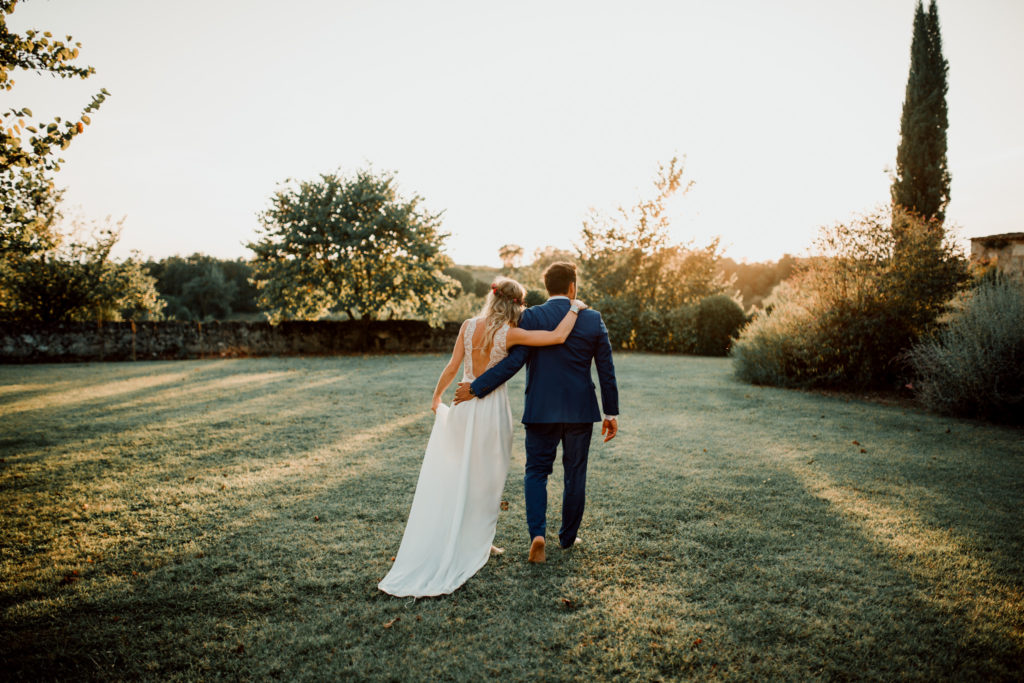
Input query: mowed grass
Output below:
<box><xmin>1</xmin><ymin>354</ymin><xmax>1022</xmax><ymax>681</ymax></box>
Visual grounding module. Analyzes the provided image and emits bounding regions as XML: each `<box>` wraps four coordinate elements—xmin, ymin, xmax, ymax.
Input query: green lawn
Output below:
<box><xmin>1</xmin><ymin>354</ymin><xmax>1022</xmax><ymax>680</ymax></box>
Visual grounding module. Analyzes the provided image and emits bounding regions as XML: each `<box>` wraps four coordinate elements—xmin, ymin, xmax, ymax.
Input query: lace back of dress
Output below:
<box><xmin>488</xmin><ymin>324</ymin><xmax>509</xmax><ymax>370</ymax></box>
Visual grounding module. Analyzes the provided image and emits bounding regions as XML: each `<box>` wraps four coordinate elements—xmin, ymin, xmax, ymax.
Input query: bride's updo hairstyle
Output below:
<box><xmin>477</xmin><ymin>276</ymin><xmax>527</xmax><ymax>349</ymax></box>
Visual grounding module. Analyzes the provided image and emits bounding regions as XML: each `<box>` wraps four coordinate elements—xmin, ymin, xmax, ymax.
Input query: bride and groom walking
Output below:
<box><xmin>378</xmin><ymin>262</ymin><xmax>619</xmax><ymax>598</ymax></box>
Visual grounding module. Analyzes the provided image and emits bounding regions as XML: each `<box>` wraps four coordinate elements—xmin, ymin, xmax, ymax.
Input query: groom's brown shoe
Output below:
<box><xmin>528</xmin><ymin>536</ymin><xmax>546</xmax><ymax>563</ymax></box>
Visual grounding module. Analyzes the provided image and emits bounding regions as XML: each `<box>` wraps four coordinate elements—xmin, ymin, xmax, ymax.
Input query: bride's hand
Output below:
<box><xmin>431</xmin><ymin>396</ymin><xmax>441</xmax><ymax>413</ymax></box>
<box><xmin>572</xmin><ymin>299</ymin><xmax>588</xmax><ymax>310</ymax></box>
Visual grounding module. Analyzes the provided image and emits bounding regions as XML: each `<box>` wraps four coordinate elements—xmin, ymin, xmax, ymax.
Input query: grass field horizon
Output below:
<box><xmin>2</xmin><ymin>354</ymin><xmax>1022</xmax><ymax>680</ymax></box>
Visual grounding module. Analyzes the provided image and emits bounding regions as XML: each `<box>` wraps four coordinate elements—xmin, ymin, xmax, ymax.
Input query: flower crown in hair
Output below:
<box><xmin>491</xmin><ymin>283</ymin><xmax>522</xmax><ymax>305</ymax></box>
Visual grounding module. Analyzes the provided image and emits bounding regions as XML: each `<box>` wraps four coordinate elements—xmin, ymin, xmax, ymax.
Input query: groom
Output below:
<box><xmin>454</xmin><ymin>262</ymin><xmax>619</xmax><ymax>563</ymax></box>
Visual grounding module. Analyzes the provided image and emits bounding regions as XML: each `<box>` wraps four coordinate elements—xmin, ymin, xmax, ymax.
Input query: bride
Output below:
<box><xmin>378</xmin><ymin>277</ymin><xmax>585</xmax><ymax>598</ymax></box>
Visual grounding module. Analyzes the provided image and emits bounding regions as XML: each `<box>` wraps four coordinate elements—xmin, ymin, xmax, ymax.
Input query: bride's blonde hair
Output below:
<box><xmin>476</xmin><ymin>276</ymin><xmax>527</xmax><ymax>349</ymax></box>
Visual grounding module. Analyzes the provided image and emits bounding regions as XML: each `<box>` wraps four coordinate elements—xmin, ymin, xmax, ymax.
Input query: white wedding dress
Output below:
<box><xmin>378</xmin><ymin>319</ymin><xmax>513</xmax><ymax>597</ymax></box>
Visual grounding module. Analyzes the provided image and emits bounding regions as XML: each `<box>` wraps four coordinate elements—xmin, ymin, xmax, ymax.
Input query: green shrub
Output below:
<box><xmin>696</xmin><ymin>295</ymin><xmax>746</xmax><ymax>356</ymax></box>
<box><xmin>731</xmin><ymin>282</ymin><xmax>821</xmax><ymax>386</ymax></box>
<box><xmin>632</xmin><ymin>309</ymin><xmax>666</xmax><ymax>352</ymax></box>
<box><xmin>908</xmin><ymin>274</ymin><xmax>1024</xmax><ymax>424</ymax></box>
<box><xmin>732</xmin><ymin>207</ymin><xmax>968</xmax><ymax>389</ymax></box>
<box><xmin>595</xmin><ymin>297</ymin><xmax>698</xmax><ymax>353</ymax></box>
<box><xmin>662</xmin><ymin>306</ymin><xmax>699</xmax><ymax>354</ymax></box>
<box><xmin>634</xmin><ymin>308</ymin><xmax>698</xmax><ymax>353</ymax></box>
<box><xmin>593</xmin><ymin>296</ymin><xmax>635</xmax><ymax>349</ymax></box>
<box><xmin>525</xmin><ymin>289</ymin><xmax>547</xmax><ymax>307</ymax></box>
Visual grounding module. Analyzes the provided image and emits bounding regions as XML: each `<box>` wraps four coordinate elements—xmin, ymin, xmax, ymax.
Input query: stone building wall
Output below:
<box><xmin>0</xmin><ymin>320</ymin><xmax>461</xmax><ymax>364</ymax></box>
<box><xmin>970</xmin><ymin>233</ymin><xmax>1024</xmax><ymax>277</ymax></box>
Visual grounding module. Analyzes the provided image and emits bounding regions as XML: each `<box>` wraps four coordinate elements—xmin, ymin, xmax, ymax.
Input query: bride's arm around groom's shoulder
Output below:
<box><xmin>505</xmin><ymin>299</ymin><xmax>586</xmax><ymax>348</ymax></box>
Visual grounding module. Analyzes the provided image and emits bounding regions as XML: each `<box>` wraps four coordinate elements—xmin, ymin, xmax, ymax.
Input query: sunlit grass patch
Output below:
<box><xmin>1</xmin><ymin>354</ymin><xmax>1022</xmax><ymax>680</ymax></box>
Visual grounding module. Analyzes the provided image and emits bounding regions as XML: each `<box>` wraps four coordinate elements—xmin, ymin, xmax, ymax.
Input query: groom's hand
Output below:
<box><xmin>601</xmin><ymin>418</ymin><xmax>618</xmax><ymax>443</ymax></box>
<box><xmin>454</xmin><ymin>382</ymin><xmax>475</xmax><ymax>404</ymax></box>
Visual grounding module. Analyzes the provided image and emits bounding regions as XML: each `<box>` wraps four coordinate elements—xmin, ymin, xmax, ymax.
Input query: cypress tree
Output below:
<box><xmin>891</xmin><ymin>0</ymin><xmax>950</xmax><ymax>224</ymax></box>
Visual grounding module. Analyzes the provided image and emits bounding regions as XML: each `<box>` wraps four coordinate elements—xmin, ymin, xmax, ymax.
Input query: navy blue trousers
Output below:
<box><xmin>524</xmin><ymin>422</ymin><xmax>594</xmax><ymax>548</ymax></box>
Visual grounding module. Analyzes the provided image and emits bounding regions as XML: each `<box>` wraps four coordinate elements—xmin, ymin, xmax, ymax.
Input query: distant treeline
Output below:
<box><xmin>141</xmin><ymin>254</ymin><xmax>798</xmax><ymax>323</ymax></box>
<box><xmin>142</xmin><ymin>255</ymin><xmax>260</xmax><ymax>321</ymax></box>
<box><xmin>718</xmin><ymin>255</ymin><xmax>800</xmax><ymax>310</ymax></box>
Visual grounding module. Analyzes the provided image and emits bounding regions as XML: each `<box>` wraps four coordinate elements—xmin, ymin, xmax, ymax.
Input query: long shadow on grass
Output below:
<box><xmin>1</xmin><ymin>410</ymin><xmax>447</xmax><ymax>678</ymax></box>
<box><xmin>569</xmin><ymin>457</ymin><xmax>1023</xmax><ymax>680</ymax></box>
<box><xmin>0</xmin><ymin>363</ymin><xmax>375</xmax><ymax>488</ymax></box>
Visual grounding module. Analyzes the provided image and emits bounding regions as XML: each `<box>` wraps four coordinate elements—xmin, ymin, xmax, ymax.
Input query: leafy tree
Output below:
<box><xmin>248</xmin><ymin>168</ymin><xmax>457</xmax><ymax>324</ymax></box>
<box><xmin>1</xmin><ymin>217</ymin><xmax>164</xmax><ymax>322</ymax></box>
<box><xmin>219</xmin><ymin>258</ymin><xmax>259</xmax><ymax>313</ymax></box>
<box><xmin>180</xmin><ymin>262</ymin><xmax>237</xmax><ymax>321</ymax></box>
<box><xmin>579</xmin><ymin>157</ymin><xmax>729</xmax><ymax>309</ymax></box>
<box><xmin>1</xmin><ymin>0</ymin><xmax>109</xmax><ymax>254</ymax></box>
<box><xmin>498</xmin><ymin>244</ymin><xmax>523</xmax><ymax>271</ymax></box>
<box><xmin>891</xmin><ymin>0</ymin><xmax>950</xmax><ymax>224</ymax></box>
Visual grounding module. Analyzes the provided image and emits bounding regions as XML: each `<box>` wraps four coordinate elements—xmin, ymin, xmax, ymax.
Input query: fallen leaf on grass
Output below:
<box><xmin>852</xmin><ymin>440</ymin><xmax>860</xmax><ymax>446</ymax></box>
<box><xmin>384</xmin><ymin>617</ymin><xmax>400</xmax><ymax>628</ymax></box>
<box><xmin>692</xmin><ymin>637</ymin><xmax>703</xmax><ymax>648</ymax></box>
<box><xmin>314</xmin><ymin>515</ymin><xmax>320</xmax><ymax>522</ymax></box>
<box><xmin>60</xmin><ymin>570</ymin><xmax>80</xmax><ymax>585</ymax></box>
<box><xmin>860</xmin><ymin>448</ymin><xmax>867</xmax><ymax>453</ymax></box>
<box><xmin>561</xmin><ymin>598</ymin><xmax>576</xmax><ymax>610</ymax></box>
<box><xmin>500</xmin><ymin>500</ymin><xmax>509</xmax><ymax>511</ymax></box>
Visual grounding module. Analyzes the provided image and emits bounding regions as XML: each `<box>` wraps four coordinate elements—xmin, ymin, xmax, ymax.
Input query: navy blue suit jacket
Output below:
<box><xmin>469</xmin><ymin>298</ymin><xmax>619</xmax><ymax>424</ymax></box>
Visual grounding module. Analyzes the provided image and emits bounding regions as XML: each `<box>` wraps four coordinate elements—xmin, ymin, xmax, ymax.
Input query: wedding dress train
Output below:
<box><xmin>378</xmin><ymin>319</ymin><xmax>513</xmax><ymax>597</ymax></box>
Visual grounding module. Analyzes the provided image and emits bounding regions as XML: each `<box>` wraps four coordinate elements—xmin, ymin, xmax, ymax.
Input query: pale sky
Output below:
<box><xmin>7</xmin><ymin>0</ymin><xmax>1024</xmax><ymax>266</ymax></box>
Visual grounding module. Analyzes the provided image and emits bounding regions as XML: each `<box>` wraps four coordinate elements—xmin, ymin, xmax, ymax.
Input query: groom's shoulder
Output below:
<box><xmin>580</xmin><ymin>307</ymin><xmax>604</xmax><ymax>325</ymax></box>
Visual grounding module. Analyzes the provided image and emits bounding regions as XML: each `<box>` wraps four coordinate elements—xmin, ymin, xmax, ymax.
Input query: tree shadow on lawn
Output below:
<box><xmin>4</xmin><ymin>355</ymin><xmax>1022</xmax><ymax>679</ymax></box>
<box><xmin>569</xmin><ymin>463</ymin><xmax>1023</xmax><ymax>680</ymax></box>
<box><xmin>0</xmin><ymin>360</ymin><xmax>197</xmax><ymax>406</ymax></box>
<box><xmin>1</xmin><ymin>404</ymin><xmax>450</xmax><ymax>678</ymax></box>
<box><xmin>0</xmin><ymin>358</ymin><xmax>419</xmax><ymax>489</ymax></box>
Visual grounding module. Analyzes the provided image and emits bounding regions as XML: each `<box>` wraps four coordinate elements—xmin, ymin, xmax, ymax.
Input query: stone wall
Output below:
<box><xmin>0</xmin><ymin>320</ymin><xmax>461</xmax><ymax>363</ymax></box>
<box><xmin>970</xmin><ymin>233</ymin><xmax>1024</xmax><ymax>278</ymax></box>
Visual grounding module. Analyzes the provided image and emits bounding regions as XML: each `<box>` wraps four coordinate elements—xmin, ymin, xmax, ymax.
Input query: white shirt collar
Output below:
<box><xmin>548</xmin><ymin>295</ymin><xmax>569</xmax><ymax>301</ymax></box>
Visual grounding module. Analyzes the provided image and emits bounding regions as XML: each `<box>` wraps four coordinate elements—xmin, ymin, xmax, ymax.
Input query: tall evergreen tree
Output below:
<box><xmin>891</xmin><ymin>0</ymin><xmax>950</xmax><ymax>224</ymax></box>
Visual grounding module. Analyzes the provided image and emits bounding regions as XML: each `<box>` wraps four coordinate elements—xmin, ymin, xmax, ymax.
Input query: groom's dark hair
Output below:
<box><xmin>543</xmin><ymin>262</ymin><xmax>577</xmax><ymax>295</ymax></box>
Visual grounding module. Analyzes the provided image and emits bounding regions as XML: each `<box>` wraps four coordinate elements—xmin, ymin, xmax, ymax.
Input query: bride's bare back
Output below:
<box><xmin>465</xmin><ymin>318</ymin><xmax>509</xmax><ymax>380</ymax></box>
